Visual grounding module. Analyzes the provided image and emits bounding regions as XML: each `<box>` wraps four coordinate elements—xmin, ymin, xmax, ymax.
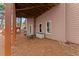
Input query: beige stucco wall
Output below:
<box><xmin>26</xmin><ymin>4</ymin><xmax>79</xmax><ymax>44</ymax></box>
<box><xmin>66</xmin><ymin>4</ymin><xmax>79</xmax><ymax>44</ymax></box>
<box><xmin>35</xmin><ymin>4</ymin><xmax>66</xmax><ymax>42</ymax></box>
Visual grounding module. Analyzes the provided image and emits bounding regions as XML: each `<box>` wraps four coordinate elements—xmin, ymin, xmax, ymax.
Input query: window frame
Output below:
<box><xmin>46</xmin><ymin>20</ymin><xmax>52</xmax><ymax>34</ymax></box>
<box><xmin>39</xmin><ymin>23</ymin><xmax>42</xmax><ymax>33</ymax></box>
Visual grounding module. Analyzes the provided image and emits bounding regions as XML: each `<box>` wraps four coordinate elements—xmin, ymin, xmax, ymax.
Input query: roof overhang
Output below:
<box><xmin>15</xmin><ymin>3</ymin><xmax>59</xmax><ymax>18</ymax></box>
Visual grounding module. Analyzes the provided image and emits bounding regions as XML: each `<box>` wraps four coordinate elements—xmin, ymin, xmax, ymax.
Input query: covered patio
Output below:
<box><xmin>3</xmin><ymin>3</ymin><xmax>79</xmax><ymax>56</ymax></box>
<box><xmin>4</xmin><ymin>3</ymin><xmax>60</xmax><ymax>56</ymax></box>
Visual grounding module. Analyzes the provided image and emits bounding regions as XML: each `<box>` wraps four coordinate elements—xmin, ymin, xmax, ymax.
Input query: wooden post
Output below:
<box><xmin>13</xmin><ymin>4</ymin><xmax>16</xmax><ymax>44</ymax></box>
<box><xmin>34</xmin><ymin>18</ymin><xmax>36</xmax><ymax>36</ymax></box>
<box><xmin>20</xmin><ymin>18</ymin><xmax>22</xmax><ymax>32</ymax></box>
<box><xmin>5</xmin><ymin>3</ymin><xmax>12</xmax><ymax>56</ymax></box>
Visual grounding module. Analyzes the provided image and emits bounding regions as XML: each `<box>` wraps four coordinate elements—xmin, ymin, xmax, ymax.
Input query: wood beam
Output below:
<box><xmin>16</xmin><ymin>12</ymin><xmax>27</xmax><ymax>17</ymax></box>
<box><xmin>4</xmin><ymin>3</ymin><xmax>12</xmax><ymax>56</ymax></box>
<box><xmin>16</xmin><ymin>5</ymin><xmax>48</xmax><ymax>11</ymax></box>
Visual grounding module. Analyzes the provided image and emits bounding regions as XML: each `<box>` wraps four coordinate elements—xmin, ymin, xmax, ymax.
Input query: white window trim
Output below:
<box><xmin>46</xmin><ymin>20</ymin><xmax>52</xmax><ymax>34</ymax></box>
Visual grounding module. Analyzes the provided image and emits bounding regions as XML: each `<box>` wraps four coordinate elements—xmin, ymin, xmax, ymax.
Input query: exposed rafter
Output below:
<box><xmin>16</xmin><ymin>5</ymin><xmax>49</xmax><ymax>11</ymax></box>
<box><xmin>15</xmin><ymin>3</ymin><xmax>59</xmax><ymax>18</ymax></box>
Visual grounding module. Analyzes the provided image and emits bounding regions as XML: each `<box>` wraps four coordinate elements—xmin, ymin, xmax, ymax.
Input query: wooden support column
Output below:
<box><xmin>5</xmin><ymin>3</ymin><xmax>12</xmax><ymax>56</ymax></box>
<box><xmin>13</xmin><ymin>4</ymin><xmax>16</xmax><ymax>44</ymax></box>
<box><xmin>20</xmin><ymin>18</ymin><xmax>22</xmax><ymax>32</ymax></box>
<box><xmin>34</xmin><ymin>18</ymin><xmax>36</xmax><ymax>36</ymax></box>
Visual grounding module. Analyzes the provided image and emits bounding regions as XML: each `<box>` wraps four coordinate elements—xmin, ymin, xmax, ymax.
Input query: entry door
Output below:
<box><xmin>29</xmin><ymin>24</ymin><xmax>33</xmax><ymax>35</ymax></box>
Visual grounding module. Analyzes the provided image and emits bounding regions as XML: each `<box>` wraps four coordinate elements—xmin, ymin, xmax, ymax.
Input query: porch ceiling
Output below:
<box><xmin>15</xmin><ymin>3</ymin><xmax>59</xmax><ymax>18</ymax></box>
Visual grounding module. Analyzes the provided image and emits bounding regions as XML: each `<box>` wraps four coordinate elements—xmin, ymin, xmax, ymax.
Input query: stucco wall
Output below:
<box><xmin>35</xmin><ymin>4</ymin><xmax>66</xmax><ymax>42</ymax></box>
<box><xmin>26</xmin><ymin>4</ymin><xmax>79</xmax><ymax>44</ymax></box>
<box><xmin>66</xmin><ymin>4</ymin><xmax>79</xmax><ymax>44</ymax></box>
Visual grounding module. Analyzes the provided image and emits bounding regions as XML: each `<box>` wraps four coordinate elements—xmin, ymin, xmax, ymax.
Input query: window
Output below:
<box><xmin>39</xmin><ymin>24</ymin><xmax>42</xmax><ymax>32</ymax></box>
<box><xmin>46</xmin><ymin>21</ymin><xmax>52</xmax><ymax>33</ymax></box>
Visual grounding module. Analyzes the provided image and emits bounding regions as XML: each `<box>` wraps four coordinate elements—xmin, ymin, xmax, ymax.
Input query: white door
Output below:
<box><xmin>29</xmin><ymin>24</ymin><xmax>33</xmax><ymax>35</ymax></box>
